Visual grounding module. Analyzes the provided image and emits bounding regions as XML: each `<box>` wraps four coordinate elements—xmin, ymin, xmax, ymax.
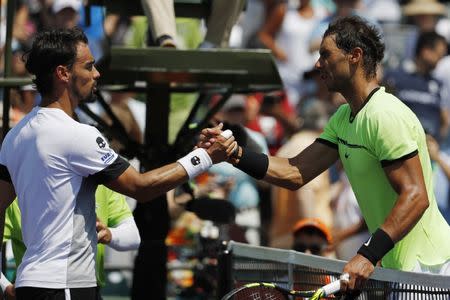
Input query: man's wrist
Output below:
<box><xmin>357</xmin><ymin>228</ymin><xmax>394</xmax><ymax>266</ymax></box>
<box><xmin>177</xmin><ymin>148</ymin><xmax>213</xmax><ymax>179</ymax></box>
<box><xmin>234</xmin><ymin>147</ymin><xmax>269</xmax><ymax>180</ymax></box>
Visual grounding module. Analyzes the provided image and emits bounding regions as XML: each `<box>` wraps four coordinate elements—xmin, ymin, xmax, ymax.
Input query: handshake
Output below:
<box><xmin>196</xmin><ymin>123</ymin><xmax>241</xmax><ymax>165</ymax></box>
<box><xmin>176</xmin><ymin>123</ymin><xmax>241</xmax><ymax>181</ymax></box>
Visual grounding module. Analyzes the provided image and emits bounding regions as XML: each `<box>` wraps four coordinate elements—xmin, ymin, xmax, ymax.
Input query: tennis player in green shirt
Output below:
<box><xmin>199</xmin><ymin>16</ymin><xmax>450</xmax><ymax>294</ymax></box>
<box><xmin>0</xmin><ymin>185</ymin><xmax>140</xmax><ymax>298</ymax></box>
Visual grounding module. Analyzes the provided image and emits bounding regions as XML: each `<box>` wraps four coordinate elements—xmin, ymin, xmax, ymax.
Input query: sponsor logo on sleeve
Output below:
<box><xmin>101</xmin><ymin>151</ymin><xmax>115</xmax><ymax>164</ymax></box>
<box><xmin>364</xmin><ymin>236</ymin><xmax>372</xmax><ymax>247</ymax></box>
<box><xmin>96</xmin><ymin>137</ymin><xmax>106</xmax><ymax>149</ymax></box>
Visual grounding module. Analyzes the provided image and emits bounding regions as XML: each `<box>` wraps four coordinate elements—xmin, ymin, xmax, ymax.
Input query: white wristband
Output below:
<box><xmin>177</xmin><ymin>148</ymin><xmax>213</xmax><ymax>179</ymax></box>
<box><xmin>0</xmin><ymin>273</ymin><xmax>12</xmax><ymax>293</ymax></box>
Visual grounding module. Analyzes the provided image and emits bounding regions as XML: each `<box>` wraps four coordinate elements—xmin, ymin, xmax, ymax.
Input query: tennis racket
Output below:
<box><xmin>221</xmin><ymin>273</ymin><xmax>349</xmax><ymax>300</ymax></box>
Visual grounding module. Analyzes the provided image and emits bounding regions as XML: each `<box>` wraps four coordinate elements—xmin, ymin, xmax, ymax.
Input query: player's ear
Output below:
<box><xmin>349</xmin><ymin>47</ymin><xmax>363</xmax><ymax>64</ymax></box>
<box><xmin>55</xmin><ymin>65</ymin><xmax>70</xmax><ymax>83</ymax></box>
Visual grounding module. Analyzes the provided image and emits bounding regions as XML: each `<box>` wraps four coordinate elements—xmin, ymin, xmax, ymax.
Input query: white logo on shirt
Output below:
<box><xmin>96</xmin><ymin>137</ymin><xmax>106</xmax><ymax>148</ymax></box>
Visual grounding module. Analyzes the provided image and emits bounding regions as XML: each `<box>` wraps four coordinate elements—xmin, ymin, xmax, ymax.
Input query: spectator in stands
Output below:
<box><xmin>52</xmin><ymin>0</ymin><xmax>111</xmax><ymax>61</ymax></box>
<box><xmin>330</xmin><ymin>169</ymin><xmax>369</xmax><ymax>261</ymax></box>
<box><xmin>52</xmin><ymin>0</ymin><xmax>81</xmax><ymax>29</ymax></box>
<box><xmin>426</xmin><ymin>134</ymin><xmax>450</xmax><ymax>222</ymax></box>
<box><xmin>209</xmin><ymin>94</ymin><xmax>269</xmax><ymax>245</ymax></box>
<box><xmin>240</xmin><ymin>0</ymin><xmax>277</xmax><ymax>49</ymax></box>
<box><xmin>0</xmin><ymin>0</ymin><xmax>34</xmax><ymax>75</ymax></box>
<box><xmin>257</xmin><ymin>0</ymin><xmax>326</xmax><ymax>106</ymax></box>
<box><xmin>384</xmin><ymin>31</ymin><xmax>449</xmax><ymax>140</ymax></box>
<box><xmin>246</xmin><ymin>91</ymin><xmax>301</xmax><ymax>156</ymax></box>
<box><xmin>292</xmin><ymin>218</ymin><xmax>332</xmax><ymax>257</ymax></box>
<box><xmin>101</xmin><ymin>92</ymin><xmax>144</xmax><ymax>154</ymax></box>
<box><xmin>270</xmin><ymin>98</ymin><xmax>333</xmax><ymax>249</ymax></box>
<box><xmin>361</xmin><ymin>0</ymin><xmax>401</xmax><ymax>24</ymax></box>
<box><xmin>140</xmin><ymin>0</ymin><xmax>245</xmax><ymax>48</ymax></box>
<box><xmin>0</xmin><ymin>185</ymin><xmax>141</xmax><ymax>299</ymax></box>
<box><xmin>308</xmin><ymin>0</ymin><xmax>373</xmax><ymax>54</ymax></box>
<box><xmin>401</xmin><ymin>0</ymin><xmax>448</xmax><ymax>60</ymax></box>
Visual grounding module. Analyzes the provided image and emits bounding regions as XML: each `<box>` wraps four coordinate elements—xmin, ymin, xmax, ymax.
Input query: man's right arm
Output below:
<box><xmin>264</xmin><ymin>141</ymin><xmax>339</xmax><ymax>190</ymax></box>
<box><xmin>105</xmin><ymin>127</ymin><xmax>237</xmax><ymax>203</ymax></box>
<box><xmin>105</xmin><ymin>162</ymin><xmax>190</xmax><ymax>203</ymax></box>
<box><xmin>224</xmin><ymin>140</ymin><xmax>339</xmax><ymax>191</ymax></box>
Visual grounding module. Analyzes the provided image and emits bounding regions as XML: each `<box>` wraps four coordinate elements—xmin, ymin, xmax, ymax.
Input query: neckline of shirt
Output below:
<box><xmin>349</xmin><ymin>86</ymin><xmax>381</xmax><ymax>123</ymax></box>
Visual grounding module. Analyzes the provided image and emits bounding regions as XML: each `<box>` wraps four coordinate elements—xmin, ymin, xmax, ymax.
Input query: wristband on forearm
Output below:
<box><xmin>177</xmin><ymin>148</ymin><xmax>213</xmax><ymax>179</ymax></box>
<box><xmin>0</xmin><ymin>272</ymin><xmax>12</xmax><ymax>292</ymax></box>
<box><xmin>108</xmin><ymin>218</ymin><xmax>141</xmax><ymax>251</ymax></box>
<box><xmin>234</xmin><ymin>147</ymin><xmax>269</xmax><ymax>180</ymax></box>
<box><xmin>357</xmin><ymin>228</ymin><xmax>394</xmax><ymax>265</ymax></box>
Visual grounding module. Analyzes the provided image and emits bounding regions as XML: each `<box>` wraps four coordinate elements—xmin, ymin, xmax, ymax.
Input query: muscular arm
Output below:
<box><xmin>380</xmin><ymin>155</ymin><xmax>429</xmax><ymax>243</ymax></box>
<box><xmin>342</xmin><ymin>155</ymin><xmax>429</xmax><ymax>292</ymax></box>
<box><xmin>106</xmin><ymin>125</ymin><xmax>235</xmax><ymax>203</ymax></box>
<box><xmin>105</xmin><ymin>162</ymin><xmax>189</xmax><ymax>203</ymax></box>
<box><xmin>264</xmin><ymin>141</ymin><xmax>339</xmax><ymax>190</ymax></box>
<box><xmin>0</xmin><ymin>181</ymin><xmax>16</xmax><ymax>258</ymax></box>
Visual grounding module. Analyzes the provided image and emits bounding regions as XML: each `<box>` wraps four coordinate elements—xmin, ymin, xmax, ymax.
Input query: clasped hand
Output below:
<box><xmin>198</xmin><ymin>123</ymin><xmax>238</xmax><ymax>163</ymax></box>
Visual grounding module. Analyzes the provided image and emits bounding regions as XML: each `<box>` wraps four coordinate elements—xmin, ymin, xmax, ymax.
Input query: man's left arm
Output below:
<box><xmin>96</xmin><ymin>189</ymin><xmax>141</xmax><ymax>251</ymax></box>
<box><xmin>0</xmin><ymin>180</ymin><xmax>16</xmax><ymax>273</ymax></box>
<box><xmin>97</xmin><ymin>217</ymin><xmax>141</xmax><ymax>251</ymax></box>
<box><xmin>381</xmin><ymin>155</ymin><xmax>429</xmax><ymax>242</ymax></box>
<box><xmin>342</xmin><ymin>155</ymin><xmax>429</xmax><ymax>291</ymax></box>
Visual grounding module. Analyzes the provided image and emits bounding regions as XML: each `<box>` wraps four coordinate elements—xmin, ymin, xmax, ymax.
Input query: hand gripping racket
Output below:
<box><xmin>221</xmin><ymin>273</ymin><xmax>350</xmax><ymax>300</ymax></box>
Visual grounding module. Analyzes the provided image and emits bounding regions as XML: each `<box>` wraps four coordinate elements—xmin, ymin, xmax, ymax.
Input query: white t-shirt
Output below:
<box><xmin>0</xmin><ymin>107</ymin><xmax>129</xmax><ymax>288</ymax></box>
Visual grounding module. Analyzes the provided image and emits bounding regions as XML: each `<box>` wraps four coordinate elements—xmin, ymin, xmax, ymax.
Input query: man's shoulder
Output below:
<box><xmin>332</xmin><ymin>103</ymin><xmax>351</xmax><ymax>117</ymax></box>
<box><xmin>70</xmin><ymin>122</ymin><xmax>106</xmax><ymax>146</ymax></box>
<box><xmin>366</xmin><ymin>88</ymin><xmax>419</xmax><ymax>125</ymax></box>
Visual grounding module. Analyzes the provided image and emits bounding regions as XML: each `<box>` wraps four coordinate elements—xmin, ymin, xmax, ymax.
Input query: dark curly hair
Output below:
<box><xmin>23</xmin><ymin>27</ymin><xmax>88</xmax><ymax>96</ymax></box>
<box><xmin>415</xmin><ymin>31</ymin><xmax>447</xmax><ymax>57</ymax></box>
<box><xmin>324</xmin><ymin>16</ymin><xmax>384</xmax><ymax>80</ymax></box>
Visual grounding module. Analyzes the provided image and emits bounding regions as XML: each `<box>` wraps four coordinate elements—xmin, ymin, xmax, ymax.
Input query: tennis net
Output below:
<box><xmin>217</xmin><ymin>241</ymin><xmax>450</xmax><ymax>299</ymax></box>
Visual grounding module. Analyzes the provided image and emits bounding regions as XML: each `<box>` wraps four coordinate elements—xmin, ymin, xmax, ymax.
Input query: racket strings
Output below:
<box><xmin>226</xmin><ymin>285</ymin><xmax>329</xmax><ymax>300</ymax></box>
<box><xmin>232</xmin><ymin>286</ymin><xmax>287</xmax><ymax>300</ymax></box>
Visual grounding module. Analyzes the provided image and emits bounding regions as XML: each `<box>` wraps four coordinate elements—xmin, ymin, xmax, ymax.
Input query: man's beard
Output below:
<box><xmin>70</xmin><ymin>80</ymin><xmax>98</xmax><ymax>104</ymax></box>
<box><xmin>82</xmin><ymin>89</ymin><xmax>98</xmax><ymax>103</ymax></box>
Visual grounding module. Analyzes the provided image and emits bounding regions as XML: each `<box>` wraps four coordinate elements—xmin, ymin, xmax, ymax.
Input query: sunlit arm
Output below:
<box><xmin>106</xmin><ymin>163</ymin><xmax>189</xmax><ymax>203</ymax></box>
<box><xmin>264</xmin><ymin>141</ymin><xmax>339</xmax><ymax>190</ymax></box>
<box><xmin>0</xmin><ymin>181</ymin><xmax>16</xmax><ymax>250</ymax></box>
<box><xmin>381</xmin><ymin>155</ymin><xmax>429</xmax><ymax>243</ymax></box>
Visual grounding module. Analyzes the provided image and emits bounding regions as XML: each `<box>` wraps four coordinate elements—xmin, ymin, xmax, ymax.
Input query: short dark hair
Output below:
<box><xmin>324</xmin><ymin>16</ymin><xmax>384</xmax><ymax>79</ymax></box>
<box><xmin>415</xmin><ymin>31</ymin><xmax>447</xmax><ymax>57</ymax></box>
<box><xmin>24</xmin><ymin>27</ymin><xmax>88</xmax><ymax>96</ymax></box>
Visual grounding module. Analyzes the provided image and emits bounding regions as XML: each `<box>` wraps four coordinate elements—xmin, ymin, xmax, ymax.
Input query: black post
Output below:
<box><xmin>217</xmin><ymin>241</ymin><xmax>233</xmax><ymax>300</ymax></box>
<box><xmin>131</xmin><ymin>85</ymin><xmax>171</xmax><ymax>300</ymax></box>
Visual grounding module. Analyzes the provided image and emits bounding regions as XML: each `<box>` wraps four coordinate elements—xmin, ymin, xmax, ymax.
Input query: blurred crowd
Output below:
<box><xmin>1</xmin><ymin>0</ymin><xmax>450</xmax><ymax>296</ymax></box>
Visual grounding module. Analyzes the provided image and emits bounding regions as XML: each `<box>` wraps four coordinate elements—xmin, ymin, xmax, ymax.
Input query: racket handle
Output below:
<box><xmin>321</xmin><ymin>273</ymin><xmax>349</xmax><ymax>296</ymax></box>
